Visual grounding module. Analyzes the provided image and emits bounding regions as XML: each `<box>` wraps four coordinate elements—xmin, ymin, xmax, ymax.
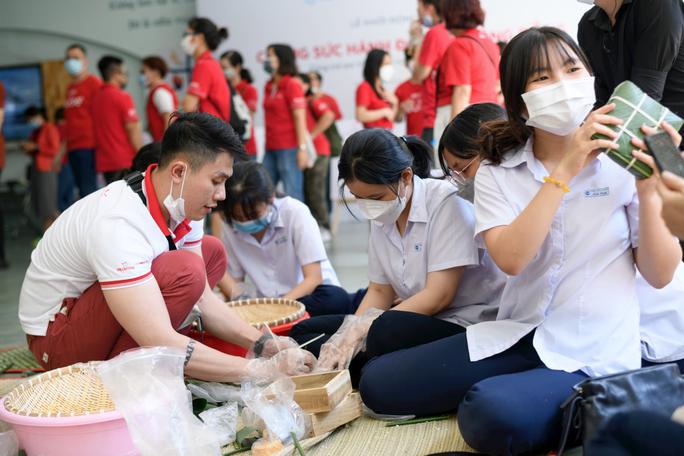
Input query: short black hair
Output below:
<box><xmin>268</xmin><ymin>44</ymin><xmax>298</xmax><ymax>76</ymax></box>
<box><xmin>24</xmin><ymin>105</ymin><xmax>46</xmax><ymax>120</ymax></box>
<box><xmin>142</xmin><ymin>56</ymin><xmax>168</xmax><ymax>78</ymax></box>
<box><xmin>219</xmin><ymin>160</ymin><xmax>275</xmax><ymax>225</ymax></box>
<box><xmin>188</xmin><ymin>17</ymin><xmax>228</xmax><ymax>51</ymax></box>
<box><xmin>311</xmin><ymin>71</ymin><xmax>323</xmax><ymax>83</ymax></box>
<box><xmin>363</xmin><ymin>49</ymin><xmax>388</xmax><ymax>97</ymax></box>
<box><xmin>159</xmin><ymin>112</ymin><xmax>247</xmax><ymax>170</ymax></box>
<box><xmin>97</xmin><ymin>55</ymin><xmax>124</xmax><ymax>82</ymax></box>
<box><xmin>220</xmin><ymin>50</ymin><xmax>253</xmax><ymax>83</ymax></box>
<box><xmin>66</xmin><ymin>43</ymin><xmax>87</xmax><ymax>55</ymax></box>
<box><xmin>131</xmin><ymin>142</ymin><xmax>162</xmax><ymax>173</ymax></box>
<box><xmin>419</xmin><ymin>0</ymin><xmax>443</xmax><ymax>17</ymax></box>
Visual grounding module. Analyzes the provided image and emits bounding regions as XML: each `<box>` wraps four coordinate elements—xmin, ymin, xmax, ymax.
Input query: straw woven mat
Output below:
<box><xmin>227</xmin><ymin>415</ymin><xmax>474</xmax><ymax>456</ymax></box>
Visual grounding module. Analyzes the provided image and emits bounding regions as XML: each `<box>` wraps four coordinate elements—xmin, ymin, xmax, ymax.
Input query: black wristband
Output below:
<box><xmin>253</xmin><ymin>334</ymin><xmax>272</xmax><ymax>357</ymax></box>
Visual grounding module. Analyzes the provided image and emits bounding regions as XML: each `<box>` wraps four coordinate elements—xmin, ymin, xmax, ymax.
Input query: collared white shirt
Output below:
<box><xmin>222</xmin><ymin>197</ymin><xmax>339</xmax><ymax>297</ymax></box>
<box><xmin>368</xmin><ymin>176</ymin><xmax>504</xmax><ymax>326</ymax></box>
<box><xmin>19</xmin><ymin>176</ymin><xmax>203</xmax><ymax>336</ymax></box>
<box><xmin>639</xmin><ymin>262</ymin><xmax>684</xmax><ymax>363</ymax></box>
<box><xmin>469</xmin><ymin>138</ymin><xmax>641</xmax><ymax>377</ymax></box>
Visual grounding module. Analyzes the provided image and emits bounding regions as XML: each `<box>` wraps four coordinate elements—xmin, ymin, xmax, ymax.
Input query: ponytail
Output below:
<box><xmin>401</xmin><ymin>135</ymin><xmax>433</xmax><ymax>178</ymax></box>
<box><xmin>240</xmin><ymin>68</ymin><xmax>253</xmax><ymax>84</ymax></box>
<box><xmin>478</xmin><ymin>118</ymin><xmax>530</xmax><ymax>165</ymax></box>
<box><xmin>338</xmin><ymin>128</ymin><xmax>434</xmax><ymax>187</ymax></box>
<box><xmin>188</xmin><ymin>17</ymin><xmax>228</xmax><ymax>51</ymax></box>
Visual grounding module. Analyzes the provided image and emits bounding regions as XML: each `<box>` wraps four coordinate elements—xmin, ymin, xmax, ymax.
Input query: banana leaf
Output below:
<box><xmin>592</xmin><ymin>80</ymin><xmax>684</xmax><ymax>179</ymax></box>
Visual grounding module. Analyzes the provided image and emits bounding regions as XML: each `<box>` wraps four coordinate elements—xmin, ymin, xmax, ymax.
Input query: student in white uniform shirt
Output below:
<box><xmin>289</xmin><ymin>127</ymin><xmax>506</xmax><ymax>386</ymax></box>
<box><xmin>216</xmin><ymin>160</ymin><xmax>362</xmax><ymax>316</ymax></box>
<box><xmin>358</xmin><ymin>27</ymin><xmax>682</xmax><ymax>455</ymax></box>
<box><xmin>18</xmin><ymin>113</ymin><xmax>315</xmax><ymax>383</ymax></box>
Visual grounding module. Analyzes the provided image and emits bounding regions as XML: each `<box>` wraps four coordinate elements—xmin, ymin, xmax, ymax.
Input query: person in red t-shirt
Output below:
<box><xmin>21</xmin><ymin>106</ymin><xmax>60</xmax><ymax>231</ymax></box>
<box><xmin>262</xmin><ymin>43</ymin><xmax>309</xmax><ymax>202</ymax></box>
<box><xmin>309</xmin><ymin>72</ymin><xmax>343</xmax><ymax>121</ymax></box>
<box><xmin>435</xmin><ymin>0</ymin><xmax>499</xmax><ymax>143</ymax></box>
<box><xmin>297</xmin><ymin>73</ymin><xmax>333</xmax><ymax>236</ymax></box>
<box><xmin>220</xmin><ymin>50</ymin><xmax>258</xmax><ymax>156</ymax></box>
<box><xmin>181</xmin><ymin>17</ymin><xmax>231</xmax><ymax>123</ymax></box>
<box><xmin>63</xmin><ymin>43</ymin><xmax>102</xmax><ymax>198</ymax></box>
<box><xmin>91</xmin><ymin>55</ymin><xmax>143</xmax><ymax>184</ymax></box>
<box><xmin>355</xmin><ymin>49</ymin><xmax>398</xmax><ymax>130</ymax></box>
<box><xmin>412</xmin><ymin>0</ymin><xmax>454</xmax><ymax>144</ymax></box>
<box><xmin>0</xmin><ymin>81</ymin><xmax>6</xmax><ymax>268</ymax></box>
<box><xmin>396</xmin><ymin>51</ymin><xmax>424</xmax><ymax>137</ymax></box>
<box><xmin>141</xmin><ymin>56</ymin><xmax>178</xmax><ymax>142</ymax></box>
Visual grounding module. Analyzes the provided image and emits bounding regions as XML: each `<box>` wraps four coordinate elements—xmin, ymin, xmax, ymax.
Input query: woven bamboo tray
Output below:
<box><xmin>2</xmin><ymin>363</ymin><xmax>114</xmax><ymax>418</ymax></box>
<box><xmin>227</xmin><ymin>298</ymin><xmax>306</xmax><ymax>329</ymax></box>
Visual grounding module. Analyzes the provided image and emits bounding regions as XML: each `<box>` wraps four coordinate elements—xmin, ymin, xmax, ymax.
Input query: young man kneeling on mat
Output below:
<box><xmin>18</xmin><ymin>112</ymin><xmax>315</xmax><ymax>382</ymax></box>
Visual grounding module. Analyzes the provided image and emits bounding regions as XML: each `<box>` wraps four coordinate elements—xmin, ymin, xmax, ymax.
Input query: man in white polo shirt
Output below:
<box><xmin>19</xmin><ymin>112</ymin><xmax>315</xmax><ymax>382</ymax></box>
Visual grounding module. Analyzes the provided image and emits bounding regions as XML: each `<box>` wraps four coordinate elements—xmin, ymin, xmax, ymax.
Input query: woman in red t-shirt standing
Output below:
<box><xmin>181</xmin><ymin>17</ymin><xmax>231</xmax><ymax>123</ymax></box>
<box><xmin>355</xmin><ymin>49</ymin><xmax>398</xmax><ymax>130</ymax></box>
<box><xmin>262</xmin><ymin>43</ymin><xmax>309</xmax><ymax>202</ymax></box>
<box><xmin>220</xmin><ymin>50</ymin><xmax>258</xmax><ymax>158</ymax></box>
<box><xmin>433</xmin><ymin>0</ymin><xmax>500</xmax><ymax>142</ymax></box>
<box><xmin>141</xmin><ymin>56</ymin><xmax>178</xmax><ymax>142</ymax></box>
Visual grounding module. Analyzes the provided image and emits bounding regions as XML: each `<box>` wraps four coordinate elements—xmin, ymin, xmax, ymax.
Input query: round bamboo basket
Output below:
<box><xmin>227</xmin><ymin>297</ymin><xmax>306</xmax><ymax>329</ymax></box>
<box><xmin>3</xmin><ymin>363</ymin><xmax>115</xmax><ymax>418</ymax></box>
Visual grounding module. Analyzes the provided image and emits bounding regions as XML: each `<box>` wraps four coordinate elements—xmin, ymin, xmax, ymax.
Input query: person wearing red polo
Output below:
<box><xmin>395</xmin><ymin>68</ymin><xmax>424</xmax><ymax>137</ymax></box>
<box><xmin>412</xmin><ymin>0</ymin><xmax>454</xmax><ymax>144</ymax></box>
<box><xmin>181</xmin><ymin>17</ymin><xmax>231</xmax><ymax>123</ymax></box>
<box><xmin>141</xmin><ymin>56</ymin><xmax>178</xmax><ymax>142</ymax></box>
<box><xmin>19</xmin><ymin>112</ymin><xmax>315</xmax><ymax>381</ymax></box>
<box><xmin>297</xmin><ymin>73</ymin><xmax>333</xmax><ymax>236</ymax></box>
<box><xmin>220</xmin><ymin>50</ymin><xmax>258</xmax><ymax>157</ymax></box>
<box><xmin>309</xmin><ymin>72</ymin><xmax>343</xmax><ymax>121</ymax></box>
<box><xmin>91</xmin><ymin>55</ymin><xmax>143</xmax><ymax>184</ymax></box>
<box><xmin>435</xmin><ymin>0</ymin><xmax>499</xmax><ymax>141</ymax></box>
<box><xmin>355</xmin><ymin>49</ymin><xmax>398</xmax><ymax>130</ymax></box>
<box><xmin>263</xmin><ymin>43</ymin><xmax>309</xmax><ymax>202</ymax></box>
<box><xmin>63</xmin><ymin>43</ymin><xmax>102</xmax><ymax>198</ymax></box>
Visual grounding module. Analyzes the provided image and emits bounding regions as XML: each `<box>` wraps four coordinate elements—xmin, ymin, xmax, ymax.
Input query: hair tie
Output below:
<box><xmin>398</xmin><ymin>135</ymin><xmax>411</xmax><ymax>153</ymax></box>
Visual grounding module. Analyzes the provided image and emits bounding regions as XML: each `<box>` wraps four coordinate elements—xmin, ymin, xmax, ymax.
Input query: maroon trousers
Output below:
<box><xmin>28</xmin><ymin>236</ymin><xmax>226</xmax><ymax>370</ymax></box>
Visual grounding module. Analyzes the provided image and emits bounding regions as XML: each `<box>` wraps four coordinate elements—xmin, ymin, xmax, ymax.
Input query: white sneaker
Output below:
<box><xmin>320</xmin><ymin>227</ymin><xmax>332</xmax><ymax>243</ymax></box>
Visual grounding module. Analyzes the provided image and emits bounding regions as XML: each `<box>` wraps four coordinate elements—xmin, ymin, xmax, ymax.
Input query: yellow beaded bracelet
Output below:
<box><xmin>543</xmin><ymin>176</ymin><xmax>570</xmax><ymax>193</ymax></box>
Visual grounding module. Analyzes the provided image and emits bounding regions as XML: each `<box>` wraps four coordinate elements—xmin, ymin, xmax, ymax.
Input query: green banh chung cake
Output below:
<box><xmin>593</xmin><ymin>80</ymin><xmax>684</xmax><ymax>179</ymax></box>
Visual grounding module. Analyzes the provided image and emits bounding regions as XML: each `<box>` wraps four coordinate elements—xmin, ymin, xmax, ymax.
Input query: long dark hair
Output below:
<box><xmin>479</xmin><ymin>26</ymin><xmax>593</xmax><ymax>165</ymax></box>
<box><xmin>363</xmin><ymin>49</ymin><xmax>388</xmax><ymax>98</ymax></box>
<box><xmin>338</xmin><ymin>129</ymin><xmax>433</xmax><ymax>198</ymax></box>
<box><xmin>220</xmin><ymin>50</ymin><xmax>253</xmax><ymax>83</ymax></box>
<box><xmin>188</xmin><ymin>17</ymin><xmax>228</xmax><ymax>51</ymax></box>
<box><xmin>438</xmin><ymin>103</ymin><xmax>506</xmax><ymax>175</ymax></box>
<box><xmin>219</xmin><ymin>161</ymin><xmax>275</xmax><ymax>225</ymax></box>
<box><xmin>268</xmin><ymin>43</ymin><xmax>298</xmax><ymax>77</ymax></box>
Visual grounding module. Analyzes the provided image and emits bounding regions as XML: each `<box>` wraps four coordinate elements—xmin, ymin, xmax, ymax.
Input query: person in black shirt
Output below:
<box><xmin>578</xmin><ymin>0</ymin><xmax>684</xmax><ymax>123</ymax></box>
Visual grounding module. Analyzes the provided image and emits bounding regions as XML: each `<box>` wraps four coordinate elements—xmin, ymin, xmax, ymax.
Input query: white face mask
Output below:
<box><xmin>521</xmin><ymin>77</ymin><xmax>596</xmax><ymax>136</ymax></box>
<box><xmin>163</xmin><ymin>165</ymin><xmax>187</xmax><ymax>226</ymax></box>
<box><xmin>181</xmin><ymin>35</ymin><xmax>197</xmax><ymax>56</ymax></box>
<box><xmin>356</xmin><ymin>182</ymin><xmax>409</xmax><ymax>225</ymax></box>
<box><xmin>379</xmin><ymin>65</ymin><xmax>395</xmax><ymax>83</ymax></box>
<box><xmin>224</xmin><ymin>68</ymin><xmax>236</xmax><ymax>79</ymax></box>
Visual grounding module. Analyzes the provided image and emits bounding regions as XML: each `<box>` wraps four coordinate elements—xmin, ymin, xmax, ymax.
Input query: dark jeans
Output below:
<box><xmin>297</xmin><ymin>285</ymin><xmax>364</xmax><ymax>317</ymax></box>
<box><xmin>262</xmin><ymin>148</ymin><xmax>304</xmax><ymax>201</ymax></box>
<box><xmin>586</xmin><ymin>410</ymin><xmax>684</xmax><ymax>456</ymax></box>
<box><xmin>57</xmin><ymin>163</ymin><xmax>75</xmax><ymax>212</ymax></box>
<box><xmin>358</xmin><ymin>330</ymin><xmax>587</xmax><ymax>455</ymax></box>
<box><xmin>67</xmin><ymin>148</ymin><xmax>97</xmax><ymax>197</ymax></box>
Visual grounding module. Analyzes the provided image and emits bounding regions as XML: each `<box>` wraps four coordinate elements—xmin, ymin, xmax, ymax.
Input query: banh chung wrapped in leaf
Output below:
<box><xmin>592</xmin><ymin>81</ymin><xmax>683</xmax><ymax>179</ymax></box>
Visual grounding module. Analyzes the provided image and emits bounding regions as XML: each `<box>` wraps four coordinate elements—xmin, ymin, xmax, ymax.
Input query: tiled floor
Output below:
<box><xmin>0</xmin><ymin>207</ymin><xmax>370</xmax><ymax>347</ymax></box>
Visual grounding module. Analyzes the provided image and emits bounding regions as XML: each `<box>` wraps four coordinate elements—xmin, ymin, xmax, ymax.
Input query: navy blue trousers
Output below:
<box><xmin>296</xmin><ymin>285</ymin><xmax>365</xmax><ymax>317</ymax></box>
<box><xmin>586</xmin><ymin>410</ymin><xmax>684</xmax><ymax>456</ymax></box>
<box><xmin>359</xmin><ymin>330</ymin><xmax>587</xmax><ymax>455</ymax></box>
<box><xmin>67</xmin><ymin>148</ymin><xmax>97</xmax><ymax>197</ymax></box>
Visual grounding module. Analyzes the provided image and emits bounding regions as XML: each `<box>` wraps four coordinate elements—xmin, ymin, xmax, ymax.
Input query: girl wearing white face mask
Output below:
<box><xmin>355</xmin><ymin>49</ymin><xmax>399</xmax><ymax>129</ymax></box>
<box><xmin>357</xmin><ymin>27</ymin><xmax>682</xmax><ymax>455</ymax></box>
<box><xmin>288</xmin><ymin>127</ymin><xmax>506</xmax><ymax>386</ymax></box>
<box><xmin>181</xmin><ymin>17</ymin><xmax>230</xmax><ymax>123</ymax></box>
<box><xmin>219</xmin><ymin>50</ymin><xmax>258</xmax><ymax>157</ymax></box>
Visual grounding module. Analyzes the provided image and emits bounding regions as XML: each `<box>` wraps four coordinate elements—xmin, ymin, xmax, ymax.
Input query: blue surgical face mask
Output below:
<box><xmin>64</xmin><ymin>58</ymin><xmax>83</xmax><ymax>76</ymax></box>
<box><xmin>421</xmin><ymin>14</ymin><xmax>434</xmax><ymax>28</ymax></box>
<box><xmin>233</xmin><ymin>207</ymin><xmax>273</xmax><ymax>234</ymax></box>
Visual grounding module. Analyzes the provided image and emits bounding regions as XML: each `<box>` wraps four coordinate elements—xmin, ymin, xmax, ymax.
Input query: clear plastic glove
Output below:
<box><xmin>245</xmin><ymin>348</ymin><xmax>316</xmax><ymax>383</ymax></box>
<box><xmin>259</xmin><ymin>335</ymin><xmax>300</xmax><ymax>358</ymax></box>
<box><xmin>316</xmin><ymin>308</ymin><xmax>384</xmax><ymax>372</ymax></box>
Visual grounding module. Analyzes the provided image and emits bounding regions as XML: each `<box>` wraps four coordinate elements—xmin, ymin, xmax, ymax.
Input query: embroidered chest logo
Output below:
<box><xmin>414</xmin><ymin>243</ymin><xmax>423</xmax><ymax>252</ymax></box>
<box><xmin>275</xmin><ymin>236</ymin><xmax>288</xmax><ymax>245</ymax></box>
<box><xmin>584</xmin><ymin>187</ymin><xmax>610</xmax><ymax>198</ymax></box>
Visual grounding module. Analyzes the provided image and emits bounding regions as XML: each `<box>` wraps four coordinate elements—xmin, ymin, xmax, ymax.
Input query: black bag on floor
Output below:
<box><xmin>558</xmin><ymin>363</ymin><xmax>684</xmax><ymax>455</ymax></box>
